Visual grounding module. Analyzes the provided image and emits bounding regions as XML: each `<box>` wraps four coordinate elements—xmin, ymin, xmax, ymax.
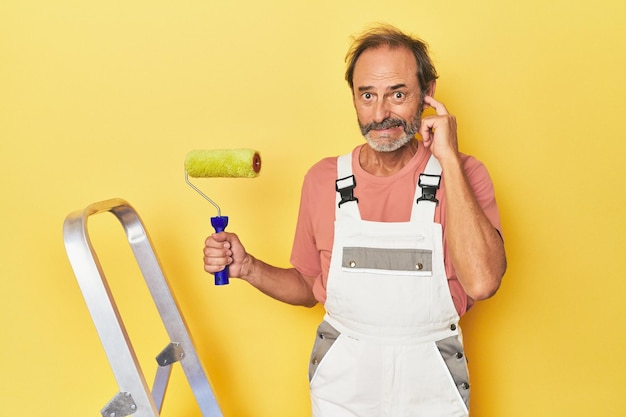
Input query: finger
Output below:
<box><xmin>420</xmin><ymin>112</ymin><xmax>439</xmax><ymax>131</ymax></box>
<box><xmin>204</xmin><ymin>251</ymin><xmax>232</xmax><ymax>270</ymax></box>
<box><xmin>204</xmin><ymin>241</ymin><xmax>231</xmax><ymax>255</ymax></box>
<box><xmin>204</xmin><ymin>262</ymin><xmax>228</xmax><ymax>274</ymax></box>
<box><xmin>210</xmin><ymin>231</ymin><xmax>229</xmax><ymax>242</ymax></box>
<box><xmin>205</xmin><ymin>232</ymin><xmax>231</xmax><ymax>248</ymax></box>
<box><xmin>423</xmin><ymin>95</ymin><xmax>449</xmax><ymax>116</ymax></box>
<box><xmin>418</xmin><ymin>117</ymin><xmax>434</xmax><ymax>144</ymax></box>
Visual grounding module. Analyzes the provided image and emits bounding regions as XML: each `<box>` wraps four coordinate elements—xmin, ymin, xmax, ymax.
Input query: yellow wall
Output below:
<box><xmin>2</xmin><ymin>0</ymin><xmax>625</xmax><ymax>416</ymax></box>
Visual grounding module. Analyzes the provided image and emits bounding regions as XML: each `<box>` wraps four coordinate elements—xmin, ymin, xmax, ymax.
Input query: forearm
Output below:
<box><xmin>239</xmin><ymin>254</ymin><xmax>318</xmax><ymax>308</ymax></box>
<box><xmin>441</xmin><ymin>155</ymin><xmax>506</xmax><ymax>300</ymax></box>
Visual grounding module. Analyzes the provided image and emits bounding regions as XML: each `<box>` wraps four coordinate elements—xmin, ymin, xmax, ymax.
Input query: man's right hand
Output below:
<box><xmin>204</xmin><ymin>231</ymin><xmax>249</xmax><ymax>279</ymax></box>
<box><xmin>203</xmin><ymin>232</ymin><xmax>318</xmax><ymax>307</ymax></box>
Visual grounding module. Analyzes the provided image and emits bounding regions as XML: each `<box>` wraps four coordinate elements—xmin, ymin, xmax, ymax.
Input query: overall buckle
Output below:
<box><xmin>416</xmin><ymin>174</ymin><xmax>441</xmax><ymax>205</ymax></box>
<box><xmin>336</xmin><ymin>175</ymin><xmax>358</xmax><ymax>207</ymax></box>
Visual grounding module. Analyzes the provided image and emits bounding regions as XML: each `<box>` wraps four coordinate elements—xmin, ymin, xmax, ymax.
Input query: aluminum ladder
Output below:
<box><xmin>63</xmin><ymin>198</ymin><xmax>222</xmax><ymax>417</ymax></box>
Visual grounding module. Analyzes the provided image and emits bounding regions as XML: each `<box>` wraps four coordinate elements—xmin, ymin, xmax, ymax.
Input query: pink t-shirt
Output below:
<box><xmin>290</xmin><ymin>143</ymin><xmax>502</xmax><ymax>316</ymax></box>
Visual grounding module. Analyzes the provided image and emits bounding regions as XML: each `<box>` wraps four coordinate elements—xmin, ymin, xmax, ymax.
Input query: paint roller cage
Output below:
<box><xmin>184</xmin><ymin>148</ymin><xmax>262</xmax><ymax>285</ymax></box>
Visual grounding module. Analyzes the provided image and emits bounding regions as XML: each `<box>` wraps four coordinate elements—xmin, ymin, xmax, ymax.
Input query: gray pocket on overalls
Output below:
<box><xmin>342</xmin><ymin>247</ymin><xmax>433</xmax><ymax>273</ymax></box>
<box><xmin>436</xmin><ymin>335</ymin><xmax>471</xmax><ymax>409</ymax></box>
<box><xmin>309</xmin><ymin>321</ymin><xmax>341</xmax><ymax>382</ymax></box>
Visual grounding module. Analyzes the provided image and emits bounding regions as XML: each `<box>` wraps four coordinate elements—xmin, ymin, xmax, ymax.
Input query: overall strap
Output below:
<box><xmin>335</xmin><ymin>153</ymin><xmax>361</xmax><ymax>220</ymax></box>
<box><xmin>411</xmin><ymin>155</ymin><xmax>442</xmax><ymax>222</ymax></box>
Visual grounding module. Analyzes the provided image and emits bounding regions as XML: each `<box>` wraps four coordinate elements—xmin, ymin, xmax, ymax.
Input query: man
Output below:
<box><xmin>203</xmin><ymin>24</ymin><xmax>506</xmax><ymax>417</ymax></box>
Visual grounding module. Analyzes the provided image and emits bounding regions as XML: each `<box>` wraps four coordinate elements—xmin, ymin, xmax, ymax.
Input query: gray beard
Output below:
<box><xmin>360</xmin><ymin>111</ymin><xmax>422</xmax><ymax>152</ymax></box>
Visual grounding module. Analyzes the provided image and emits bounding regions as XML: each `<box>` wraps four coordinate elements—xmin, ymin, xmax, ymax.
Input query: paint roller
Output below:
<box><xmin>185</xmin><ymin>149</ymin><xmax>262</xmax><ymax>285</ymax></box>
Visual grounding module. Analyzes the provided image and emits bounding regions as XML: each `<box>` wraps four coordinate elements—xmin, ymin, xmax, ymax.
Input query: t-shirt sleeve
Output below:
<box><xmin>463</xmin><ymin>155</ymin><xmax>503</xmax><ymax>236</ymax></box>
<box><xmin>290</xmin><ymin>168</ymin><xmax>323</xmax><ymax>278</ymax></box>
<box><xmin>289</xmin><ymin>157</ymin><xmax>337</xmax><ymax>278</ymax></box>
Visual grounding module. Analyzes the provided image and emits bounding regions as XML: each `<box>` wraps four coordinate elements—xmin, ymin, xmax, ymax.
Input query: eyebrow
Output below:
<box><xmin>357</xmin><ymin>83</ymin><xmax>408</xmax><ymax>93</ymax></box>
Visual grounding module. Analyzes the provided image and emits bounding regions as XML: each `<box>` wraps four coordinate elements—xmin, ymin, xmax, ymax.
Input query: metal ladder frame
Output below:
<box><xmin>63</xmin><ymin>198</ymin><xmax>222</xmax><ymax>417</ymax></box>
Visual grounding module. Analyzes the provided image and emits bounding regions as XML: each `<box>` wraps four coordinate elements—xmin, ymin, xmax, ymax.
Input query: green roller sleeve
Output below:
<box><xmin>184</xmin><ymin>149</ymin><xmax>261</xmax><ymax>178</ymax></box>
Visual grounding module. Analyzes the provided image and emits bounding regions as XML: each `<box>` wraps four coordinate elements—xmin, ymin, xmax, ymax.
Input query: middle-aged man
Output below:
<box><xmin>203</xmin><ymin>24</ymin><xmax>507</xmax><ymax>417</ymax></box>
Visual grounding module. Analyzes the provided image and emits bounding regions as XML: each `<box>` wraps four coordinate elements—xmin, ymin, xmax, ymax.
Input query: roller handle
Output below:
<box><xmin>210</xmin><ymin>216</ymin><xmax>230</xmax><ymax>285</ymax></box>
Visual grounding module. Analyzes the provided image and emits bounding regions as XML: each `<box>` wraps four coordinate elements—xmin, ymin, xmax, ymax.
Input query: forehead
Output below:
<box><xmin>352</xmin><ymin>45</ymin><xmax>418</xmax><ymax>89</ymax></box>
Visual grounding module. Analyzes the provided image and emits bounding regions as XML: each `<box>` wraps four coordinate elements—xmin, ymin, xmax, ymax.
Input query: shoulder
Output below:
<box><xmin>298</xmin><ymin>156</ymin><xmax>340</xmax><ymax>207</ymax></box>
<box><xmin>459</xmin><ymin>153</ymin><xmax>495</xmax><ymax>194</ymax></box>
<box><xmin>303</xmin><ymin>147</ymin><xmax>358</xmax><ymax>186</ymax></box>
<box><xmin>305</xmin><ymin>156</ymin><xmax>338</xmax><ymax>179</ymax></box>
<box><xmin>460</xmin><ymin>152</ymin><xmax>485</xmax><ymax>173</ymax></box>
<box><xmin>457</xmin><ymin>153</ymin><xmax>502</xmax><ymax>232</ymax></box>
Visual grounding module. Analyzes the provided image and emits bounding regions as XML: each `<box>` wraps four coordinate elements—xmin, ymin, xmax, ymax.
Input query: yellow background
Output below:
<box><xmin>2</xmin><ymin>0</ymin><xmax>625</xmax><ymax>416</ymax></box>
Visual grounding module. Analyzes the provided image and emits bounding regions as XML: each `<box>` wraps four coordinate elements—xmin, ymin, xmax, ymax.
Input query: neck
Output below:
<box><xmin>359</xmin><ymin>138</ymin><xmax>419</xmax><ymax>176</ymax></box>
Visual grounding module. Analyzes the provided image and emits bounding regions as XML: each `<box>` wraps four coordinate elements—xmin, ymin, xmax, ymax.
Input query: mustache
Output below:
<box><xmin>360</xmin><ymin>118</ymin><xmax>408</xmax><ymax>135</ymax></box>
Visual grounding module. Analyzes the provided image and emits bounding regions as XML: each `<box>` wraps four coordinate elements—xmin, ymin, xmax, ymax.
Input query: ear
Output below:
<box><xmin>421</xmin><ymin>80</ymin><xmax>437</xmax><ymax>112</ymax></box>
<box><xmin>426</xmin><ymin>80</ymin><xmax>437</xmax><ymax>97</ymax></box>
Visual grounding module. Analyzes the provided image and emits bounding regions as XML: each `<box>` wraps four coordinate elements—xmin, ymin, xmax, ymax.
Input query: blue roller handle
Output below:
<box><xmin>210</xmin><ymin>216</ymin><xmax>230</xmax><ymax>285</ymax></box>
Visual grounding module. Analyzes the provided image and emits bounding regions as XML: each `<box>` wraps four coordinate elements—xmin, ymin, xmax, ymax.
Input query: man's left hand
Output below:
<box><xmin>419</xmin><ymin>96</ymin><xmax>459</xmax><ymax>162</ymax></box>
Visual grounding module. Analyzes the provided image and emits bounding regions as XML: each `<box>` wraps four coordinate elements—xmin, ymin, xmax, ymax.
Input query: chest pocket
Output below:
<box><xmin>342</xmin><ymin>247</ymin><xmax>433</xmax><ymax>276</ymax></box>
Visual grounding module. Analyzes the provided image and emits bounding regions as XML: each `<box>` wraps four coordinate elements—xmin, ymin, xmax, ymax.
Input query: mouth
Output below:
<box><xmin>361</xmin><ymin>118</ymin><xmax>406</xmax><ymax>135</ymax></box>
<box><xmin>372</xmin><ymin>125</ymin><xmax>403</xmax><ymax>132</ymax></box>
<box><xmin>370</xmin><ymin>126</ymin><xmax>403</xmax><ymax>140</ymax></box>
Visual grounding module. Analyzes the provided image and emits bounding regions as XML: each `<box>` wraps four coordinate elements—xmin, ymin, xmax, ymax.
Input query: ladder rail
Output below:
<box><xmin>63</xmin><ymin>198</ymin><xmax>222</xmax><ymax>417</ymax></box>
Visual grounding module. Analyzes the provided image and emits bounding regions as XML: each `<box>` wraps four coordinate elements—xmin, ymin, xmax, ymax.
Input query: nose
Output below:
<box><xmin>373</xmin><ymin>98</ymin><xmax>391</xmax><ymax>123</ymax></box>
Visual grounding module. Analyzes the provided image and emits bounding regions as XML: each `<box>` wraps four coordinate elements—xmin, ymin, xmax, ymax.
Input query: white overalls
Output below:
<box><xmin>309</xmin><ymin>153</ymin><xmax>470</xmax><ymax>417</ymax></box>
